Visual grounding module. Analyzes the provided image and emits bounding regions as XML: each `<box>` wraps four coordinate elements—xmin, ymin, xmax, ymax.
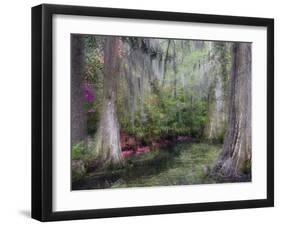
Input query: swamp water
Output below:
<box><xmin>72</xmin><ymin>142</ymin><xmax>222</xmax><ymax>190</ymax></box>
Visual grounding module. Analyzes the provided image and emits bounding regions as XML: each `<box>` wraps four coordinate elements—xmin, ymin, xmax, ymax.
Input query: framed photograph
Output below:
<box><xmin>32</xmin><ymin>4</ymin><xmax>274</xmax><ymax>221</ymax></box>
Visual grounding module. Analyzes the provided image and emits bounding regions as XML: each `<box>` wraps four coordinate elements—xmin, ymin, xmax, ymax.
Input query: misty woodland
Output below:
<box><xmin>71</xmin><ymin>35</ymin><xmax>251</xmax><ymax>190</ymax></box>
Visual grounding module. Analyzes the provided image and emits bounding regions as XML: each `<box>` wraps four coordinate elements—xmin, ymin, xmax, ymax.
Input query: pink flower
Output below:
<box><xmin>121</xmin><ymin>149</ymin><xmax>134</xmax><ymax>157</ymax></box>
<box><xmin>136</xmin><ymin>146</ymin><xmax>150</xmax><ymax>154</ymax></box>
<box><xmin>84</xmin><ymin>83</ymin><xmax>95</xmax><ymax>103</ymax></box>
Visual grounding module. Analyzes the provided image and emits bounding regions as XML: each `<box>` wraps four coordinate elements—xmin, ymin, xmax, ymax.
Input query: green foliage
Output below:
<box><xmin>119</xmin><ymin>81</ymin><xmax>208</xmax><ymax>142</ymax></box>
<box><xmin>72</xmin><ymin>142</ymin><xmax>88</xmax><ymax>160</ymax></box>
<box><xmin>71</xmin><ymin>141</ymin><xmax>97</xmax><ymax>166</ymax></box>
<box><xmin>116</xmin><ymin>40</ymin><xmax>214</xmax><ymax>142</ymax></box>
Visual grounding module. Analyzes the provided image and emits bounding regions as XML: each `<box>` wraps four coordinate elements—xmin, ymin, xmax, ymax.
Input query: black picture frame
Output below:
<box><xmin>32</xmin><ymin>3</ymin><xmax>274</xmax><ymax>222</ymax></box>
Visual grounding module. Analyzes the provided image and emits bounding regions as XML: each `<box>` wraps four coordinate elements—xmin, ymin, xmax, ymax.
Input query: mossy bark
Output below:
<box><xmin>95</xmin><ymin>37</ymin><xmax>123</xmax><ymax>167</ymax></box>
<box><xmin>213</xmin><ymin>43</ymin><xmax>251</xmax><ymax>178</ymax></box>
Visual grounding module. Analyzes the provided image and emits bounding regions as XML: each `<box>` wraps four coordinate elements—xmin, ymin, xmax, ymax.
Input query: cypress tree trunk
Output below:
<box><xmin>95</xmin><ymin>37</ymin><xmax>123</xmax><ymax>167</ymax></box>
<box><xmin>204</xmin><ymin>43</ymin><xmax>229</xmax><ymax>142</ymax></box>
<box><xmin>71</xmin><ymin>35</ymin><xmax>87</xmax><ymax>145</ymax></box>
<box><xmin>213</xmin><ymin>43</ymin><xmax>251</xmax><ymax>178</ymax></box>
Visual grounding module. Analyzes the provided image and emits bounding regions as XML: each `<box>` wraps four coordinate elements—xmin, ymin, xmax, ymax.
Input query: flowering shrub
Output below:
<box><xmin>84</xmin><ymin>83</ymin><xmax>95</xmax><ymax>103</ymax></box>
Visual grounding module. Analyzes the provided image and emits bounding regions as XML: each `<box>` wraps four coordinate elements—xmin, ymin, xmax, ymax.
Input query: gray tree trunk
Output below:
<box><xmin>213</xmin><ymin>43</ymin><xmax>252</xmax><ymax>178</ymax></box>
<box><xmin>71</xmin><ymin>35</ymin><xmax>87</xmax><ymax>145</ymax></box>
<box><xmin>95</xmin><ymin>37</ymin><xmax>123</xmax><ymax>167</ymax></box>
<box><xmin>204</xmin><ymin>43</ymin><xmax>229</xmax><ymax>142</ymax></box>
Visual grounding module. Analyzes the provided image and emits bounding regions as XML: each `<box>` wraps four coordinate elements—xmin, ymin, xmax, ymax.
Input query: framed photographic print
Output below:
<box><xmin>32</xmin><ymin>4</ymin><xmax>274</xmax><ymax>221</ymax></box>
